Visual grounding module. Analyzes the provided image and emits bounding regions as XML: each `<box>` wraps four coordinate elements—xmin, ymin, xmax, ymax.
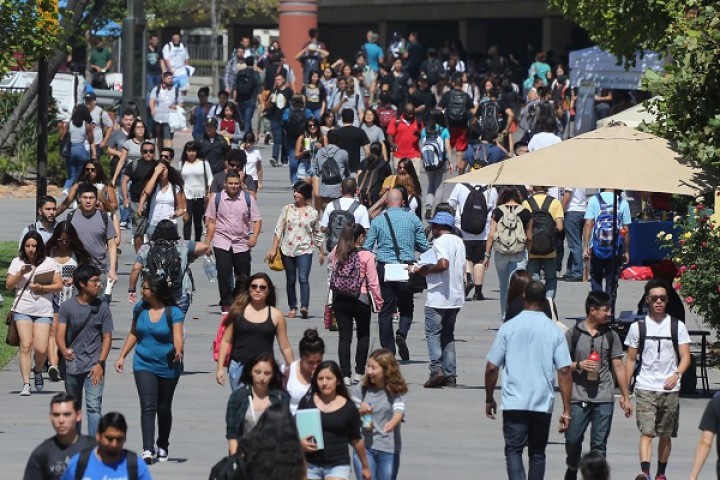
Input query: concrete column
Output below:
<box><xmin>279</xmin><ymin>0</ymin><xmax>317</xmax><ymax>90</ymax></box>
<box><xmin>542</xmin><ymin>16</ymin><xmax>572</xmax><ymax>56</ymax></box>
<box><xmin>459</xmin><ymin>19</ymin><xmax>488</xmax><ymax>55</ymax></box>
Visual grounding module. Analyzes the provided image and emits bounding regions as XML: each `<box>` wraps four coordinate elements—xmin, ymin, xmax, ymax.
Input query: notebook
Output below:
<box><xmin>296</xmin><ymin>408</ymin><xmax>324</xmax><ymax>450</ymax></box>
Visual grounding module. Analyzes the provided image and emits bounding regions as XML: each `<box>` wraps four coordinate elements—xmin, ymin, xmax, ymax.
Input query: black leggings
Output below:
<box><xmin>183</xmin><ymin>197</ymin><xmax>205</xmax><ymax>241</ymax></box>
<box><xmin>333</xmin><ymin>294</ymin><xmax>371</xmax><ymax>378</ymax></box>
<box><xmin>133</xmin><ymin>371</ymin><xmax>180</xmax><ymax>451</ymax></box>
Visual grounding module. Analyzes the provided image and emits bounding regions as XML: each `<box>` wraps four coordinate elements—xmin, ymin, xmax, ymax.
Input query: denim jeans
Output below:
<box><xmin>309</xmin><ymin>107</ymin><xmax>322</xmax><ymax>122</ymax></box>
<box><xmin>270</xmin><ymin>118</ymin><xmax>285</xmax><ymax>162</ymax></box>
<box><xmin>424</xmin><ymin>168</ymin><xmax>446</xmax><ymax>210</ymax></box>
<box><xmin>133</xmin><ymin>371</ymin><xmax>180</xmax><ymax>451</ymax></box>
<box><xmin>353</xmin><ymin>448</ymin><xmax>400</xmax><ymax>480</ymax></box>
<box><xmin>215</xmin><ymin>247</ymin><xmax>252</xmax><ymax>307</ymax></box>
<box><xmin>564</xmin><ymin>402</ymin><xmax>614</xmax><ymax>471</ymax></box>
<box><xmin>564</xmin><ymin>211</ymin><xmax>585</xmax><ymax>278</ymax></box>
<box><xmin>503</xmin><ymin>410</ymin><xmax>552</xmax><ymax>480</ymax></box>
<box><xmin>494</xmin><ymin>251</ymin><xmax>525</xmax><ymax>319</ymax></box>
<box><xmin>238</xmin><ymin>101</ymin><xmax>256</xmax><ymax>134</ymax></box>
<box><xmin>527</xmin><ymin>257</ymin><xmax>558</xmax><ymax>299</ymax></box>
<box><xmin>286</xmin><ymin>136</ymin><xmax>299</xmax><ymax>184</ymax></box>
<box><xmin>66</xmin><ymin>143</ymin><xmax>89</xmax><ymax>189</ymax></box>
<box><xmin>283</xmin><ymin>253</ymin><xmax>313</xmax><ymax>309</ymax></box>
<box><xmin>146</xmin><ymin>73</ymin><xmax>162</xmax><ymax>92</ymax></box>
<box><xmin>228</xmin><ymin>359</ymin><xmax>245</xmax><ymax>392</ymax></box>
<box><xmin>116</xmin><ymin>186</ymin><xmax>131</xmax><ymax>225</ymax></box>
<box><xmin>65</xmin><ymin>370</ymin><xmax>104</xmax><ymax>437</ymax></box>
<box><xmin>590</xmin><ymin>256</ymin><xmax>621</xmax><ymax>295</ymax></box>
<box><xmin>376</xmin><ymin>263</ymin><xmax>415</xmax><ymax>355</ymax></box>
<box><xmin>424</xmin><ymin>306</ymin><xmax>459</xmax><ymax>378</ymax></box>
<box><xmin>333</xmin><ymin>294</ymin><xmax>371</xmax><ymax>378</ymax></box>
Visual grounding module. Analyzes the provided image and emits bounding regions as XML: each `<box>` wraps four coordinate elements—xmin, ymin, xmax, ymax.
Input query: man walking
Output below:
<box><xmin>24</xmin><ymin>393</ymin><xmax>96</xmax><ymax>479</ymax></box>
<box><xmin>387</xmin><ymin>103</ymin><xmax>422</xmax><ymax>173</ymax></box>
<box><xmin>56</xmin><ymin>264</ymin><xmax>113</xmax><ymax>437</ymax></box>
<box><xmin>312</xmin><ymin>129</ymin><xmax>350</xmax><ymax>211</ymax></box>
<box><xmin>149</xmin><ymin>71</ymin><xmax>183</xmax><ymax>149</ymax></box>
<box><xmin>84</xmin><ymin>93</ymin><xmax>112</xmax><ymax>163</ymax></box>
<box><xmin>145</xmin><ymin>34</ymin><xmax>163</xmax><ymax>91</ymax></box>
<box><xmin>321</xmin><ymin>178</ymin><xmax>370</xmax><ymax>251</ymax></box>
<box><xmin>523</xmin><ymin>186</ymin><xmax>564</xmax><ymax>299</ymax></box>
<box><xmin>205</xmin><ymin>171</ymin><xmax>262</xmax><ymax>311</ymax></box>
<box><xmin>563</xmin><ymin>290</ymin><xmax>633</xmax><ymax>480</ymax></box>
<box><xmin>161</xmin><ymin>32</ymin><xmax>190</xmax><ymax>93</ymax></box>
<box><xmin>364</xmin><ymin>189</ymin><xmax>429</xmax><ymax>360</ymax></box>
<box><xmin>624</xmin><ymin>279</ymin><xmax>691</xmax><ymax>480</ymax></box>
<box><xmin>561</xmin><ymin>188</ymin><xmax>587</xmax><ymax>282</ymax></box>
<box><xmin>485</xmin><ymin>281</ymin><xmax>573</xmax><ymax>480</ymax></box>
<box><xmin>20</xmin><ymin>195</ymin><xmax>58</xmax><ymax>245</ymax></box>
<box><xmin>412</xmin><ymin>211</ymin><xmax>465</xmax><ymax>388</ymax></box>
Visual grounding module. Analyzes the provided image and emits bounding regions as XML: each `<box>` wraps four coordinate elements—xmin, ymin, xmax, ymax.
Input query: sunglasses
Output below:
<box><xmin>142</xmin><ymin>149</ymin><xmax>155</xmax><ymax>154</ymax></box>
<box><xmin>649</xmin><ymin>295</ymin><xmax>669</xmax><ymax>303</ymax></box>
<box><xmin>250</xmin><ymin>283</ymin><xmax>268</xmax><ymax>291</ymax></box>
<box><xmin>160</xmin><ymin>154</ymin><xmax>172</xmax><ymax>159</ymax></box>
<box><xmin>308</xmin><ymin>124</ymin><xmax>318</xmax><ymax>129</ymax></box>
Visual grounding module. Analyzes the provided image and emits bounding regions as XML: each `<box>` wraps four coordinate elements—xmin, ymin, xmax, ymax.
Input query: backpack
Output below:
<box><xmin>459</xmin><ymin>184</ymin><xmax>488</xmax><ymax>234</ymax></box>
<box><xmin>75</xmin><ymin>448</ymin><xmax>138</xmax><ymax>480</ymax></box>
<box><xmin>154</xmin><ymin>84</ymin><xmax>180</xmax><ymax>104</ymax></box>
<box><xmin>424</xmin><ymin>58</ymin><xmax>443</xmax><ymax>85</ymax></box>
<box><xmin>591</xmin><ymin>193</ymin><xmax>623</xmax><ymax>260</ymax></box>
<box><xmin>527</xmin><ymin>196</ymin><xmax>557</xmax><ymax>255</ymax></box>
<box><xmin>213</xmin><ymin>313</ymin><xmax>230</xmax><ymax>367</ymax></box>
<box><xmin>209</xmin><ymin>453</ymin><xmax>248</xmax><ymax>480</ymax></box>
<box><xmin>146</xmin><ymin>239</ymin><xmax>185</xmax><ymax>289</ymax></box>
<box><xmin>569</xmin><ymin>323</ymin><xmax>615</xmax><ymax>361</ymax></box>
<box><xmin>631</xmin><ymin>317</ymin><xmax>681</xmax><ymax>391</ymax></box>
<box><xmin>357</xmin><ymin>168</ymin><xmax>378</xmax><ymax>207</ymax></box>
<box><xmin>376</xmin><ymin>105</ymin><xmax>397</xmax><ymax>131</ymax></box>
<box><xmin>285</xmin><ymin>107</ymin><xmax>307</xmax><ymax>140</ymax></box>
<box><xmin>330</xmin><ymin>250</ymin><xmax>363</xmax><ymax>297</ymax></box>
<box><xmin>320</xmin><ymin>153</ymin><xmax>343</xmax><ymax>185</ymax></box>
<box><xmin>519</xmin><ymin>101</ymin><xmax>541</xmax><ymax>133</ymax></box>
<box><xmin>326</xmin><ymin>200</ymin><xmax>360</xmax><ymax>251</ymax></box>
<box><xmin>445</xmin><ymin>89</ymin><xmax>468</xmax><ymax>123</ymax></box>
<box><xmin>234</xmin><ymin>69</ymin><xmax>255</xmax><ymax>98</ymax></box>
<box><xmin>493</xmin><ymin>204</ymin><xmax>527</xmax><ymax>254</ymax></box>
<box><xmin>477</xmin><ymin>100</ymin><xmax>502</xmax><ymax>140</ymax></box>
<box><xmin>420</xmin><ymin>128</ymin><xmax>446</xmax><ymax>171</ymax></box>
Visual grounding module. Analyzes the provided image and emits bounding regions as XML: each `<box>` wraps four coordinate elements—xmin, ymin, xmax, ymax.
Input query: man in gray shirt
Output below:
<box><xmin>563</xmin><ymin>290</ymin><xmax>632</xmax><ymax>480</ymax></box>
<box><xmin>312</xmin><ymin>129</ymin><xmax>350</xmax><ymax>211</ymax></box>
<box><xmin>56</xmin><ymin>264</ymin><xmax>113</xmax><ymax>437</ymax></box>
<box><xmin>84</xmin><ymin>92</ymin><xmax>113</xmax><ymax>162</ymax></box>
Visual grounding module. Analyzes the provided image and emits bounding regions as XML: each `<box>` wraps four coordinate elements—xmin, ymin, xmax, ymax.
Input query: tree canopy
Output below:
<box><xmin>0</xmin><ymin>0</ymin><xmax>61</xmax><ymax>73</ymax></box>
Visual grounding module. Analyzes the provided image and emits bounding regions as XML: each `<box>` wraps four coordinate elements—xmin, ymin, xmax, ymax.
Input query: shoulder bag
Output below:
<box><xmin>382</xmin><ymin>213</ymin><xmax>427</xmax><ymax>293</ymax></box>
<box><xmin>268</xmin><ymin>206</ymin><xmax>289</xmax><ymax>271</ymax></box>
<box><xmin>5</xmin><ymin>267</ymin><xmax>36</xmax><ymax>346</ymax></box>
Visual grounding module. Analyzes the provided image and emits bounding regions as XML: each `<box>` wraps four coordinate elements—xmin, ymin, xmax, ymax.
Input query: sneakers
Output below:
<box><xmin>423</xmin><ymin>371</ymin><xmax>446</xmax><ymax>388</ymax></box>
<box><xmin>264</xmin><ymin>134</ymin><xmax>272</xmax><ymax>145</ymax></box>
<box><xmin>34</xmin><ymin>370</ymin><xmax>44</xmax><ymax>392</ymax></box>
<box><xmin>655</xmin><ymin>475</ymin><xmax>667</xmax><ymax>480</ymax></box>
<box><xmin>19</xmin><ymin>383</ymin><xmax>31</xmax><ymax>396</ymax></box>
<box><xmin>634</xmin><ymin>474</ymin><xmax>650</xmax><ymax>480</ymax></box>
<box><xmin>472</xmin><ymin>289</ymin><xmax>485</xmax><ymax>301</ymax></box>
<box><xmin>48</xmin><ymin>365</ymin><xmax>61</xmax><ymax>382</ymax></box>
<box><xmin>119</xmin><ymin>221</ymin><xmax>129</xmax><ymax>230</ymax></box>
<box><xmin>444</xmin><ymin>376</ymin><xmax>457</xmax><ymax>387</ymax></box>
<box><xmin>156</xmin><ymin>448</ymin><xmax>168</xmax><ymax>462</ymax></box>
<box><xmin>464</xmin><ymin>274</ymin><xmax>474</xmax><ymax>299</ymax></box>
<box><xmin>352</xmin><ymin>373</ymin><xmax>364</xmax><ymax>384</ymax></box>
<box><xmin>424</xmin><ymin>205</ymin><xmax>432</xmax><ymax>220</ymax></box>
<box><xmin>269</xmin><ymin>157</ymin><xmax>278</xmax><ymax>167</ymax></box>
<box><xmin>142</xmin><ymin>450</ymin><xmax>155</xmax><ymax>465</ymax></box>
<box><xmin>343</xmin><ymin>376</ymin><xmax>352</xmax><ymax>386</ymax></box>
<box><xmin>395</xmin><ymin>335</ymin><xmax>410</xmax><ymax>361</ymax></box>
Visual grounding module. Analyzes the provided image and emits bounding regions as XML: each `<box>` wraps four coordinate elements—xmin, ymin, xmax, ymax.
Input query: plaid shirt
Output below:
<box><xmin>226</xmin><ymin>386</ymin><xmax>289</xmax><ymax>439</ymax></box>
<box><xmin>364</xmin><ymin>207</ymin><xmax>429</xmax><ymax>263</ymax></box>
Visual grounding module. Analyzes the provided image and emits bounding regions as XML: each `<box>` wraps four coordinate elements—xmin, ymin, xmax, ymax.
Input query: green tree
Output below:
<box><xmin>0</xmin><ymin>0</ymin><xmax>61</xmax><ymax>73</ymax></box>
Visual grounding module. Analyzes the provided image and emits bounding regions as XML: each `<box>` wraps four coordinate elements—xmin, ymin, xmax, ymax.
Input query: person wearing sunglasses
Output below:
<box><xmin>120</xmin><ymin>141</ymin><xmax>157</xmax><ymax>252</ymax></box>
<box><xmin>294</xmin><ymin>118</ymin><xmax>323</xmax><ymax>184</ymax></box>
<box><xmin>215</xmin><ymin>273</ymin><xmax>294</xmax><ymax>391</ymax></box>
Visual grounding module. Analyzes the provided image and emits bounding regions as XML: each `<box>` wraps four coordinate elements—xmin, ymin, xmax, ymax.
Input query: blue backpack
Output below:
<box><xmin>591</xmin><ymin>193</ymin><xmax>623</xmax><ymax>259</ymax></box>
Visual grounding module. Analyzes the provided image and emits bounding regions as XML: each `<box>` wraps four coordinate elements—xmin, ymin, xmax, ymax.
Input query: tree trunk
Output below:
<box><xmin>210</xmin><ymin>0</ymin><xmax>219</xmax><ymax>94</ymax></box>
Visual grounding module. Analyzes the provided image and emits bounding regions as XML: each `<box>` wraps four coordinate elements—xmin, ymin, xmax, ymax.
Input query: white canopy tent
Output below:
<box><xmin>595</xmin><ymin>98</ymin><xmax>660</xmax><ymax>128</ymax></box>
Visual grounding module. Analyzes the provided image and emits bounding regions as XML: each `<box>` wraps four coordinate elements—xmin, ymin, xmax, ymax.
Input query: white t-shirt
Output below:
<box><xmin>565</xmin><ymin>188</ymin><xmax>587</xmax><ymax>212</ymax></box>
<box><xmin>245</xmin><ymin>148</ymin><xmax>262</xmax><ymax>181</ymax></box>
<box><xmin>425</xmin><ymin>233</ymin><xmax>466</xmax><ymax>309</ymax></box>
<box><xmin>320</xmin><ymin>197</ymin><xmax>370</xmax><ymax>229</ymax></box>
<box><xmin>528</xmin><ymin>132</ymin><xmax>562</xmax><ymax>151</ymax></box>
<box><xmin>180</xmin><ymin>159</ymin><xmax>213</xmax><ymax>199</ymax></box>
<box><xmin>625</xmin><ymin>315</ymin><xmax>690</xmax><ymax>392</ymax></box>
<box><xmin>162</xmin><ymin>42</ymin><xmax>190</xmax><ymax>72</ymax></box>
<box><xmin>448</xmin><ymin>183</ymin><xmax>497</xmax><ymax>241</ymax></box>
<box><xmin>8</xmin><ymin>257</ymin><xmax>60</xmax><ymax>317</ymax></box>
<box><xmin>148</xmin><ymin>184</ymin><xmax>181</xmax><ymax>226</ymax></box>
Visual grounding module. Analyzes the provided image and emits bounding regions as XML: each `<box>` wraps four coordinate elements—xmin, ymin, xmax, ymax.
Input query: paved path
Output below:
<box><xmin>1</xmin><ymin>133</ymin><xmax>717</xmax><ymax>479</ymax></box>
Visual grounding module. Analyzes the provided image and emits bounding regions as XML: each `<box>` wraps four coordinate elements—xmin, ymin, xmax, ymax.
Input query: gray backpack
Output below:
<box><xmin>493</xmin><ymin>204</ymin><xmax>527</xmax><ymax>254</ymax></box>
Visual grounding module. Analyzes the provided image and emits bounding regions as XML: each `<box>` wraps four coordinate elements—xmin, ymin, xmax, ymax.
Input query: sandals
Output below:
<box><xmin>287</xmin><ymin>309</ymin><xmax>297</xmax><ymax>318</ymax></box>
<box><xmin>300</xmin><ymin>307</ymin><xmax>309</xmax><ymax>319</ymax></box>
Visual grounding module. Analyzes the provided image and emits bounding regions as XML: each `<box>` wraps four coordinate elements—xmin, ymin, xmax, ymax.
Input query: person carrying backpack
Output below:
<box><xmin>311</xmin><ymin>129</ymin><xmax>351</xmax><ymax>211</ymax></box>
<box><xmin>420</xmin><ymin>109</ymin><xmax>454</xmax><ymax>220</ymax></box>
<box><xmin>483</xmin><ymin>186</ymin><xmax>532</xmax><ymax>319</ymax></box>
<box><xmin>439</xmin><ymin>74</ymin><xmax>475</xmax><ymax>168</ymax></box>
<box><xmin>321</xmin><ymin>178</ymin><xmax>370</xmax><ymax>252</ymax></box>
<box><xmin>522</xmin><ymin>186</ymin><xmax>564</xmax><ymax>299</ymax></box>
<box><xmin>282</xmin><ymin>95</ymin><xmax>314</xmax><ymax>185</ymax></box>
<box><xmin>582</xmin><ymin>189</ymin><xmax>632</xmax><ymax>295</ymax></box>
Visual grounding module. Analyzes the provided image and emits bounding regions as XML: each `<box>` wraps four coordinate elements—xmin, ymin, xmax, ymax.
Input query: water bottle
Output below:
<box><xmin>362</xmin><ymin>404</ymin><xmax>373</xmax><ymax>431</ymax></box>
<box><xmin>204</xmin><ymin>255</ymin><xmax>218</xmax><ymax>283</ymax></box>
<box><xmin>586</xmin><ymin>350</ymin><xmax>601</xmax><ymax>382</ymax></box>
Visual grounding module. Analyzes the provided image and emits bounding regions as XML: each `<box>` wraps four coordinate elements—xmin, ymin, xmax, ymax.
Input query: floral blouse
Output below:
<box><xmin>274</xmin><ymin>203</ymin><xmax>324</xmax><ymax>257</ymax></box>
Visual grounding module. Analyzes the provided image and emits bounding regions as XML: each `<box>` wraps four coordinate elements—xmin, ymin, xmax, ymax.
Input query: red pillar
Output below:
<box><xmin>278</xmin><ymin>0</ymin><xmax>317</xmax><ymax>91</ymax></box>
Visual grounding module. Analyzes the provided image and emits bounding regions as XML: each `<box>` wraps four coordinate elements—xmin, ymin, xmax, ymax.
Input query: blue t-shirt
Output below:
<box><xmin>62</xmin><ymin>449</ymin><xmax>152</xmax><ymax>480</ymax></box>
<box><xmin>487</xmin><ymin>310</ymin><xmax>571</xmax><ymax>413</ymax></box>
<box><xmin>364</xmin><ymin>43</ymin><xmax>384</xmax><ymax>72</ymax></box>
<box><xmin>584</xmin><ymin>192</ymin><xmax>631</xmax><ymax>247</ymax></box>
<box><xmin>132</xmin><ymin>302</ymin><xmax>184</xmax><ymax>378</ymax></box>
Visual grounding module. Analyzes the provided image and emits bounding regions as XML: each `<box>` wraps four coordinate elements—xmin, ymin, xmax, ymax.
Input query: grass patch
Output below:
<box><xmin>0</xmin><ymin>240</ymin><xmax>19</xmax><ymax>368</ymax></box>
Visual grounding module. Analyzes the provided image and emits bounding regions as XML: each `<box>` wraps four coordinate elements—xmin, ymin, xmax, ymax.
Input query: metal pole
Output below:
<box><xmin>36</xmin><ymin>59</ymin><xmax>49</xmax><ymax>219</ymax></box>
<box><xmin>610</xmin><ymin>189</ymin><xmax>620</xmax><ymax>319</ymax></box>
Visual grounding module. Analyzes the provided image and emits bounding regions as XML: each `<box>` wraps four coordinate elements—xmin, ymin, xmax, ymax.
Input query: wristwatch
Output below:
<box><xmin>575</xmin><ymin>362</ymin><xmax>583</xmax><ymax>373</ymax></box>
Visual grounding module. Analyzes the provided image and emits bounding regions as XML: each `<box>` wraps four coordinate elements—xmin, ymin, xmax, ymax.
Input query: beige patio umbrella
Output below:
<box><xmin>446</xmin><ymin>123</ymin><xmax>713</xmax><ymax>196</ymax></box>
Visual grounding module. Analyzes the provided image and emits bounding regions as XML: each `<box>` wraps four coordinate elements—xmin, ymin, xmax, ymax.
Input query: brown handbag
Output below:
<box><xmin>268</xmin><ymin>206</ymin><xmax>289</xmax><ymax>272</ymax></box>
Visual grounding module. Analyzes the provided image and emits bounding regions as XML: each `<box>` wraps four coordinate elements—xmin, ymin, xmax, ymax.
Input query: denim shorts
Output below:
<box><xmin>307</xmin><ymin>463</ymin><xmax>351</xmax><ymax>480</ymax></box>
<box><xmin>14</xmin><ymin>313</ymin><xmax>53</xmax><ymax>325</ymax></box>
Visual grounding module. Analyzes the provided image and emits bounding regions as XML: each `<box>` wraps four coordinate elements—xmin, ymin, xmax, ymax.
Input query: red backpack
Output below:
<box><xmin>212</xmin><ymin>313</ymin><xmax>231</xmax><ymax>367</ymax></box>
<box><xmin>377</xmin><ymin>106</ymin><xmax>397</xmax><ymax>132</ymax></box>
<box><xmin>330</xmin><ymin>251</ymin><xmax>362</xmax><ymax>297</ymax></box>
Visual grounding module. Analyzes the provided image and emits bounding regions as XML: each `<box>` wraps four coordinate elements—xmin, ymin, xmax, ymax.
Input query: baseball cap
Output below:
<box><xmin>206</xmin><ymin>117</ymin><xmax>218</xmax><ymax>127</ymax></box>
<box><xmin>84</xmin><ymin>92</ymin><xmax>96</xmax><ymax>101</ymax></box>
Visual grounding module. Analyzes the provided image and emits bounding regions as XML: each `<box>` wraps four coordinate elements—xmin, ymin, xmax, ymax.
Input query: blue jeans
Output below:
<box><xmin>564</xmin><ymin>402</ymin><xmax>614</xmax><ymax>471</ymax></box>
<box><xmin>283</xmin><ymin>253</ymin><xmax>313</xmax><ymax>309</ymax></box>
<box><xmin>564</xmin><ymin>211</ymin><xmax>585</xmax><ymax>278</ymax></box>
<box><xmin>65</xmin><ymin>370</ymin><xmax>104</xmax><ymax>437</ymax></box>
<box><xmin>270</xmin><ymin>118</ymin><xmax>285</xmax><ymax>162</ymax></box>
<box><xmin>309</xmin><ymin>107</ymin><xmax>322</xmax><ymax>122</ymax></box>
<box><xmin>503</xmin><ymin>410</ymin><xmax>552</xmax><ymax>480</ymax></box>
<box><xmin>239</xmin><ymin>101</ymin><xmax>256</xmax><ymax>134</ymax></box>
<box><xmin>424</xmin><ymin>306</ymin><xmax>459</xmax><ymax>378</ymax></box>
<box><xmin>527</xmin><ymin>257</ymin><xmax>558</xmax><ymax>299</ymax></box>
<box><xmin>494</xmin><ymin>251</ymin><xmax>525</xmax><ymax>319</ymax></box>
<box><xmin>354</xmin><ymin>448</ymin><xmax>400</xmax><ymax>480</ymax></box>
<box><xmin>146</xmin><ymin>73</ymin><xmax>162</xmax><ymax>92</ymax></box>
<box><xmin>66</xmin><ymin>143</ymin><xmax>89</xmax><ymax>189</ymax></box>
<box><xmin>228</xmin><ymin>359</ymin><xmax>244</xmax><ymax>392</ymax></box>
<box><xmin>286</xmin><ymin>136</ymin><xmax>299</xmax><ymax>184</ymax></box>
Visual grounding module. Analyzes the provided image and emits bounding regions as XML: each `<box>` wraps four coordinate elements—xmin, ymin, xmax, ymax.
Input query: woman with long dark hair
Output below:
<box><xmin>294</xmin><ymin>118</ymin><xmax>324</xmax><ymax>183</ymax></box>
<box><xmin>357</xmin><ymin>142</ymin><xmax>392</xmax><ymax>208</ymax></box>
<box><xmin>420</xmin><ymin>109</ymin><xmax>453</xmax><ymax>219</ymax></box>
<box><xmin>179</xmin><ymin>141</ymin><xmax>212</xmax><ymax>241</ymax></box>
<box><xmin>58</xmin><ymin>159</ymin><xmax>117</xmax><ymax>214</ymax></box>
<box><xmin>286</xmin><ymin>328</ymin><xmax>325</xmax><ymax>415</ymax></box>
<box><xmin>6</xmin><ymin>232</ymin><xmax>62</xmax><ymax>396</ymax></box>
<box><xmin>320</xmin><ymin>110</ymin><xmax>337</xmax><ymax>139</ymax></box>
<box><xmin>64</xmin><ymin>104</ymin><xmax>95</xmax><ymax>192</ymax></box>
<box><xmin>301</xmin><ymin>70</ymin><xmax>327</xmax><ymax>121</ymax></box>
<box><xmin>298</xmin><ymin>360</ymin><xmax>371</xmax><ymax>480</ymax></box>
<box><xmin>111</xmin><ymin>117</ymin><xmax>150</xmax><ymax>185</ymax></box>
<box><xmin>330</xmin><ymin>224</ymin><xmax>382</xmax><ymax>385</ymax></box>
<box><xmin>360</xmin><ymin>110</ymin><xmax>388</xmax><ymax>161</ymax></box>
<box><xmin>373</xmin><ymin>158</ymin><xmax>422</xmax><ymax>218</ymax></box>
<box><xmin>225</xmin><ymin>353</ymin><xmax>290</xmax><ymax>454</ymax></box>
<box><xmin>502</xmin><ymin>269</ymin><xmax>555</xmax><ymax>322</ymax></box>
<box><xmin>115</xmin><ymin>277</ymin><xmax>184</xmax><ymax>464</ymax></box>
<box><xmin>216</xmin><ymin>273</ymin><xmax>295</xmax><ymax>391</ymax></box>
<box><xmin>219</xmin><ymin>102</ymin><xmax>244</xmax><ymax>148</ymax></box>
<box><xmin>138</xmin><ymin>159</ymin><xmax>187</xmax><ymax>238</ymax></box>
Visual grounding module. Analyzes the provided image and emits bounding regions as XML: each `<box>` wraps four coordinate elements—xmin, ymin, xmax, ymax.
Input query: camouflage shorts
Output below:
<box><xmin>635</xmin><ymin>389</ymin><xmax>680</xmax><ymax>438</ymax></box>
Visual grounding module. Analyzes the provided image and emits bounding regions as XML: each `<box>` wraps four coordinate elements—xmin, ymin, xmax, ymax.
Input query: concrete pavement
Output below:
<box><xmin>1</xmin><ymin>133</ymin><xmax>718</xmax><ymax>479</ymax></box>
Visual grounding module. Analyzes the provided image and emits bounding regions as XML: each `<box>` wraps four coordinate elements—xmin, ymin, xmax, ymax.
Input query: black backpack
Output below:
<box><xmin>146</xmin><ymin>239</ymin><xmax>184</xmax><ymax>289</ymax></box>
<box><xmin>630</xmin><ymin>317</ymin><xmax>690</xmax><ymax>392</ymax></box>
<box><xmin>569</xmin><ymin>324</ymin><xmax>615</xmax><ymax>361</ymax></box>
<box><xmin>285</xmin><ymin>107</ymin><xmax>307</xmax><ymax>141</ymax></box>
<box><xmin>527</xmin><ymin>196</ymin><xmax>557</xmax><ymax>255</ymax></box>
<box><xmin>326</xmin><ymin>200</ymin><xmax>360</xmax><ymax>251</ymax></box>
<box><xmin>445</xmin><ymin>89</ymin><xmax>468</xmax><ymax>123</ymax></box>
<box><xmin>459</xmin><ymin>184</ymin><xmax>488</xmax><ymax>235</ymax></box>
<box><xmin>424</xmin><ymin>59</ymin><xmax>443</xmax><ymax>85</ymax></box>
<box><xmin>209</xmin><ymin>453</ymin><xmax>248</xmax><ymax>480</ymax></box>
<box><xmin>477</xmin><ymin>100</ymin><xmax>502</xmax><ymax>140</ymax></box>
<box><xmin>234</xmin><ymin>69</ymin><xmax>255</xmax><ymax>98</ymax></box>
<box><xmin>75</xmin><ymin>448</ymin><xmax>138</xmax><ymax>480</ymax></box>
<box><xmin>320</xmin><ymin>153</ymin><xmax>343</xmax><ymax>185</ymax></box>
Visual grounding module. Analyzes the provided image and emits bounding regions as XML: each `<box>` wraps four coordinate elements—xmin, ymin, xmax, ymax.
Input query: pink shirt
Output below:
<box><xmin>206</xmin><ymin>191</ymin><xmax>262</xmax><ymax>252</ymax></box>
<box><xmin>329</xmin><ymin>249</ymin><xmax>384</xmax><ymax>311</ymax></box>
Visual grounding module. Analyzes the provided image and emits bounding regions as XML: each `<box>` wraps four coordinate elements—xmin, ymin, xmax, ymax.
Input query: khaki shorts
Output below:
<box><xmin>635</xmin><ymin>389</ymin><xmax>680</xmax><ymax>438</ymax></box>
<box><xmin>131</xmin><ymin>202</ymin><xmax>148</xmax><ymax>238</ymax></box>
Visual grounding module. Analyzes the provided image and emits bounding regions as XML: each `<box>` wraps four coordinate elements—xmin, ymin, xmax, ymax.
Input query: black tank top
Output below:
<box><xmin>231</xmin><ymin>306</ymin><xmax>276</xmax><ymax>365</ymax></box>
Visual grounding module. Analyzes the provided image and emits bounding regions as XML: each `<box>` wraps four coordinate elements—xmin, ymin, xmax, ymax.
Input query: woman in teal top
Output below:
<box><xmin>530</xmin><ymin>51</ymin><xmax>552</xmax><ymax>86</ymax></box>
<box><xmin>115</xmin><ymin>277</ymin><xmax>184</xmax><ymax>465</ymax></box>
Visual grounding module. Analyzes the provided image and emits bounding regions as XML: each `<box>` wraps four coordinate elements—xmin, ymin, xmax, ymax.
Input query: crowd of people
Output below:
<box><xmin>12</xmin><ymin>27</ymin><xmax>720</xmax><ymax>480</ymax></box>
